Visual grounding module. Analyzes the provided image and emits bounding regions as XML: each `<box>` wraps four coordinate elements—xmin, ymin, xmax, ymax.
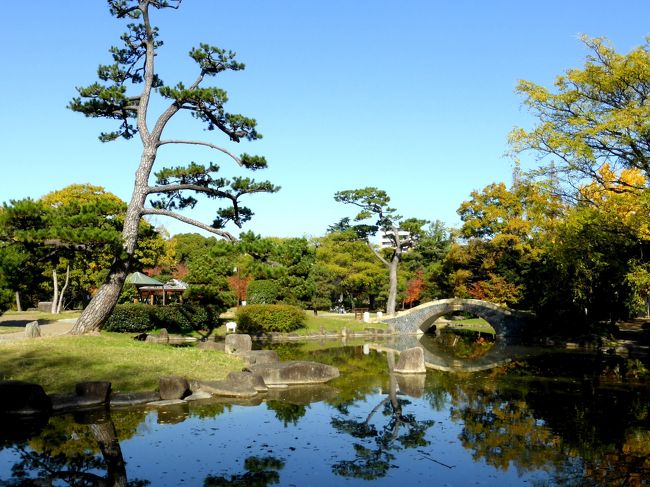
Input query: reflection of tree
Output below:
<box><xmin>7</xmin><ymin>412</ymin><xmax>149</xmax><ymax>486</ymax></box>
<box><xmin>444</xmin><ymin>353</ymin><xmax>650</xmax><ymax>485</ymax></box>
<box><xmin>204</xmin><ymin>456</ymin><xmax>285</xmax><ymax>486</ymax></box>
<box><xmin>331</xmin><ymin>352</ymin><xmax>435</xmax><ymax>480</ymax></box>
<box><xmin>451</xmin><ymin>390</ymin><xmax>560</xmax><ymax>472</ymax></box>
<box><xmin>266</xmin><ymin>401</ymin><xmax>307</xmax><ymax>427</ymax></box>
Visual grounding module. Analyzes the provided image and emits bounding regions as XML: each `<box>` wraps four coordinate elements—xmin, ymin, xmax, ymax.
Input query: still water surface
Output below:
<box><xmin>1</xmin><ymin>343</ymin><xmax>650</xmax><ymax>486</ymax></box>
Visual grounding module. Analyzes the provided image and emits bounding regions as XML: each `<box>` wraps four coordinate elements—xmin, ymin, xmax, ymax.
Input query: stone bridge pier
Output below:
<box><xmin>383</xmin><ymin>298</ymin><xmax>533</xmax><ymax>340</ymax></box>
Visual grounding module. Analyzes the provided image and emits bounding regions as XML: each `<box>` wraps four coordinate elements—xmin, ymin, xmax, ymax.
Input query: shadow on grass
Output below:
<box><xmin>0</xmin><ymin>349</ymin><xmax>163</xmax><ymax>394</ymax></box>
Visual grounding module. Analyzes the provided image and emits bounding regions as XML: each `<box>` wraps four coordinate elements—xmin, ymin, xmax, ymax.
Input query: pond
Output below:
<box><xmin>1</xmin><ymin>341</ymin><xmax>650</xmax><ymax>486</ymax></box>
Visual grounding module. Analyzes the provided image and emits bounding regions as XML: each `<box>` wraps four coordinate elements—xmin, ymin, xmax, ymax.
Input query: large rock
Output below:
<box><xmin>0</xmin><ymin>381</ymin><xmax>52</xmax><ymax>415</ymax></box>
<box><xmin>159</xmin><ymin>376</ymin><xmax>190</xmax><ymax>400</ymax></box>
<box><xmin>24</xmin><ymin>321</ymin><xmax>41</xmax><ymax>338</ymax></box>
<box><xmin>247</xmin><ymin>361</ymin><xmax>340</xmax><ymax>386</ymax></box>
<box><xmin>393</xmin><ymin>347</ymin><xmax>426</xmax><ymax>374</ymax></box>
<box><xmin>225</xmin><ymin>334</ymin><xmax>252</xmax><ymax>354</ymax></box>
<box><xmin>51</xmin><ymin>381</ymin><xmax>113</xmax><ymax>411</ymax></box>
<box><xmin>227</xmin><ymin>371</ymin><xmax>268</xmax><ymax>392</ymax></box>
<box><xmin>237</xmin><ymin>350</ymin><xmax>279</xmax><ymax>366</ymax></box>
<box><xmin>75</xmin><ymin>381</ymin><xmax>112</xmax><ymax>405</ymax></box>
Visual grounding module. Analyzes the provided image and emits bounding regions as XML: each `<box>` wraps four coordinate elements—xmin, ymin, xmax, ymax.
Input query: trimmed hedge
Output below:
<box><xmin>235</xmin><ymin>304</ymin><xmax>306</xmax><ymax>334</ymax></box>
<box><xmin>103</xmin><ymin>304</ymin><xmax>153</xmax><ymax>333</ymax></box>
<box><xmin>103</xmin><ymin>303</ymin><xmax>221</xmax><ymax>334</ymax></box>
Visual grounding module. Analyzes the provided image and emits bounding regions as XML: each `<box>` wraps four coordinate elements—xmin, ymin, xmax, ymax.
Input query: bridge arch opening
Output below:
<box><xmin>420</xmin><ymin>311</ymin><xmax>496</xmax><ymax>335</ymax></box>
<box><xmin>421</xmin><ymin>311</ymin><xmax>496</xmax><ymax>359</ymax></box>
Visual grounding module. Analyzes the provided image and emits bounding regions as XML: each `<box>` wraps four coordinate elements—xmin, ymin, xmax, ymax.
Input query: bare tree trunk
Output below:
<box><xmin>386</xmin><ymin>257</ymin><xmax>399</xmax><ymax>316</ymax></box>
<box><xmin>56</xmin><ymin>265</ymin><xmax>70</xmax><ymax>313</ymax></box>
<box><xmin>89</xmin><ymin>418</ymin><xmax>128</xmax><ymax>487</ymax></box>
<box><xmin>51</xmin><ymin>269</ymin><xmax>59</xmax><ymax>314</ymax></box>
<box><xmin>15</xmin><ymin>291</ymin><xmax>21</xmax><ymax>312</ymax></box>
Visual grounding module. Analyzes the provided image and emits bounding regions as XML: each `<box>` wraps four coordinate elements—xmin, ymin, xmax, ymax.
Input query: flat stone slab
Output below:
<box><xmin>184</xmin><ymin>391</ymin><xmax>213</xmax><ymax>401</ymax></box>
<box><xmin>196</xmin><ymin>379</ymin><xmax>258</xmax><ymax>398</ymax></box>
<box><xmin>247</xmin><ymin>361</ymin><xmax>340</xmax><ymax>386</ymax></box>
<box><xmin>146</xmin><ymin>399</ymin><xmax>187</xmax><ymax>407</ymax></box>
<box><xmin>111</xmin><ymin>391</ymin><xmax>160</xmax><ymax>407</ymax></box>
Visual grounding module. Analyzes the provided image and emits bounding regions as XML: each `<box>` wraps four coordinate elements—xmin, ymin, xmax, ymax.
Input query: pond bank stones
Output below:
<box><xmin>247</xmin><ymin>360</ymin><xmax>340</xmax><ymax>386</ymax></box>
<box><xmin>0</xmin><ymin>381</ymin><xmax>52</xmax><ymax>415</ymax></box>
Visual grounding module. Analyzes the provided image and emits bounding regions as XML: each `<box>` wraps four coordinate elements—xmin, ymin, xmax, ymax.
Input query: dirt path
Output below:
<box><xmin>0</xmin><ymin>314</ymin><xmax>76</xmax><ymax>342</ymax></box>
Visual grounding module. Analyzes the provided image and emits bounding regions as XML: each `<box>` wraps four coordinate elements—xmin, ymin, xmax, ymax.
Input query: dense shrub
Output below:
<box><xmin>0</xmin><ymin>287</ymin><xmax>14</xmax><ymax>314</ymax></box>
<box><xmin>247</xmin><ymin>280</ymin><xmax>280</xmax><ymax>304</ymax></box>
<box><xmin>103</xmin><ymin>304</ymin><xmax>154</xmax><ymax>333</ymax></box>
<box><xmin>152</xmin><ymin>304</ymin><xmax>219</xmax><ymax>334</ymax></box>
<box><xmin>236</xmin><ymin>304</ymin><xmax>306</xmax><ymax>334</ymax></box>
<box><xmin>104</xmin><ymin>303</ymin><xmax>221</xmax><ymax>334</ymax></box>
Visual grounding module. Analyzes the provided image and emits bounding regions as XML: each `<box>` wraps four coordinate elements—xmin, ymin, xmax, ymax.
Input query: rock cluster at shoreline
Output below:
<box><xmin>0</xmin><ymin>333</ymin><xmax>340</xmax><ymax>417</ymax></box>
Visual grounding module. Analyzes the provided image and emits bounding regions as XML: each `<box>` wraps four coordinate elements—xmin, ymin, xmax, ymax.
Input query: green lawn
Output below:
<box><xmin>443</xmin><ymin>317</ymin><xmax>496</xmax><ymax>334</ymax></box>
<box><xmin>300</xmin><ymin>312</ymin><xmax>387</xmax><ymax>335</ymax></box>
<box><xmin>212</xmin><ymin>310</ymin><xmax>388</xmax><ymax>337</ymax></box>
<box><xmin>0</xmin><ymin>332</ymin><xmax>243</xmax><ymax>394</ymax></box>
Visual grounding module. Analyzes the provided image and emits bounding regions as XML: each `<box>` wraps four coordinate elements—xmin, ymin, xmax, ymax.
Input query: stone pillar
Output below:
<box><xmin>24</xmin><ymin>321</ymin><xmax>41</xmax><ymax>338</ymax></box>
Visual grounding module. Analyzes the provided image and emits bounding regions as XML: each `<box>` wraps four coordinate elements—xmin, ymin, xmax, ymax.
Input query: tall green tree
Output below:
<box><xmin>0</xmin><ymin>185</ymin><xmax>166</xmax><ymax>313</ymax></box>
<box><xmin>400</xmin><ymin>220</ymin><xmax>452</xmax><ymax>303</ymax></box>
<box><xmin>450</xmin><ymin>177</ymin><xmax>564</xmax><ymax>307</ymax></box>
<box><xmin>314</xmin><ymin>231</ymin><xmax>386</xmax><ymax>311</ymax></box>
<box><xmin>333</xmin><ymin>187</ymin><xmax>427</xmax><ymax>315</ymax></box>
<box><xmin>68</xmin><ymin>0</ymin><xmax>278</xmax><ymax>333</ymax></box>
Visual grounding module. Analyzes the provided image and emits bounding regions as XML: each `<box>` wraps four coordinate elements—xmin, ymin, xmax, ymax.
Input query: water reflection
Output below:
<box><xmin>331</xmin><ymin>351</ymin><xmax>437</xmax><ymax>480</ymax></box>
<box><xmin>1</xmin><ymin>345</ymin><xmax>650</xmax><ymax>486</ymax></box>
<box><xmin>1</xmin><ymin>408</ymin><xmax>148</xmax><ymax>486</ymax></box>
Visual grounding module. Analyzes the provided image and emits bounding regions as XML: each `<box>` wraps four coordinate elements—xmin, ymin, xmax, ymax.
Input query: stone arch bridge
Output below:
<box><xmin>383</xmin><ymin>298</ymin><xmax>533</xmax><ymax>339</ymax></box>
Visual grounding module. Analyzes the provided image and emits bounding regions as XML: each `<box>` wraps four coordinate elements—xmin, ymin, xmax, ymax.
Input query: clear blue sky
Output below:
<box><xmin>1</xmin><ymin>1</ymin><xmax>649</xmax><ymax>239</ymax></box>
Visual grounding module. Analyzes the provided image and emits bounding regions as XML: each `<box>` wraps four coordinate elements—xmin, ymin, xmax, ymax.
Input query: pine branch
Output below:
<box><xmin>141</xmin><ymin>208</ymin><xmax>236</xmax><ymax>241</ymax></box>
<box><xmin>157</xmin><ymin>140</ymin><xmax>243</xmax><ymax>166</ymax></box>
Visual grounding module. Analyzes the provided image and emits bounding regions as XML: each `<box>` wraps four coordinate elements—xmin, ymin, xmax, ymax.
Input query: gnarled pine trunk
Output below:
<box><xmin>69</xmin><ymin>151</ymin><xmax>155</xmax><ymax>335</ymax></box>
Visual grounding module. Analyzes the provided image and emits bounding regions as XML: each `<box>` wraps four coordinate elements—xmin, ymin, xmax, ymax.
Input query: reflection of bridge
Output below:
<box><xmin>383</xmin><ymin>298</ymin><xmax>534</xmax><ymax>339</ymax></box>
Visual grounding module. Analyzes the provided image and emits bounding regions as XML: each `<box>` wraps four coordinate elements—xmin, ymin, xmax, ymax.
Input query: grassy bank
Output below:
<box><xmin>0</xmin><ymin>332</ymin><xmax>243</xmax><ymax>394</ymax></box>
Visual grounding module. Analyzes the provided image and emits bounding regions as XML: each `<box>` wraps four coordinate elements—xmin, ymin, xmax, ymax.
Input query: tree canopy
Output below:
<box><xmin>510</xmin><ymin>35</ymin><xmax>650</xmax><ymax>192</ymax></box>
